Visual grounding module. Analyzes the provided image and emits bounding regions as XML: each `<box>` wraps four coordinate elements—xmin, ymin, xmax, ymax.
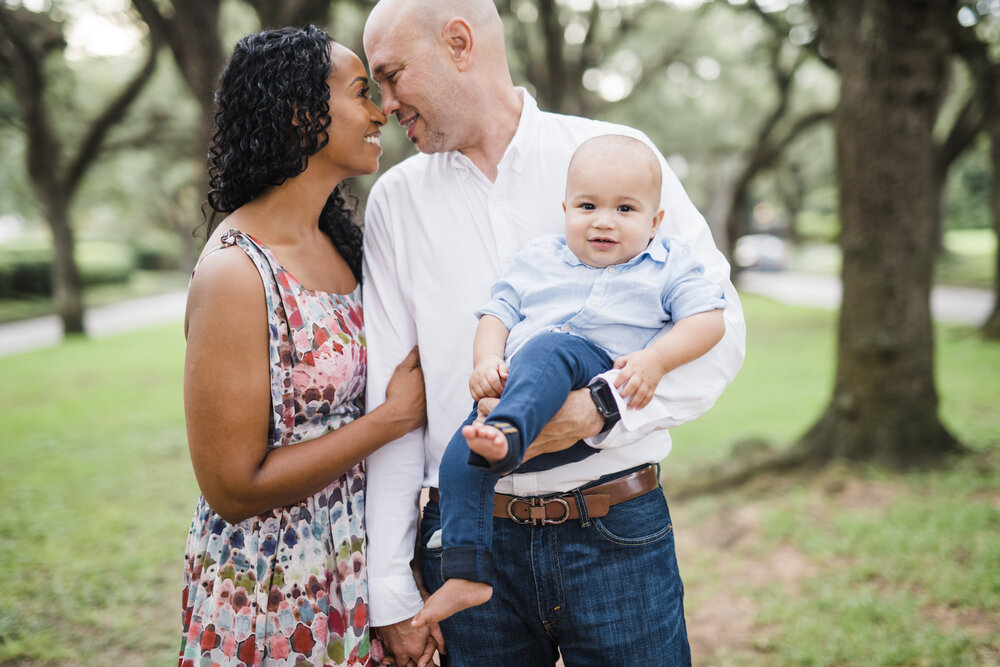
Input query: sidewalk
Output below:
<box><xmin>736</xmin><ymin>271</ymin><xmax>993</xmax><ymax>326</ymax></box>
<box><xmin>0</xmin><ymin>273</ymin><xmax>993</xmax><ymax>359</ymax></box>
<box><xmin>0</xmin><ymin>289</ymin><xmax>188</xmax><ymax>358</ymax></box>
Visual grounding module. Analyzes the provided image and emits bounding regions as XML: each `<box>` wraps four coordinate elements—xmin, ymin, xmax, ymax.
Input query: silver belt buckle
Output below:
<box><xmin>506</xmin><ymin>496</ymin><xmax>571</xmax><ymax>525</ymax></box>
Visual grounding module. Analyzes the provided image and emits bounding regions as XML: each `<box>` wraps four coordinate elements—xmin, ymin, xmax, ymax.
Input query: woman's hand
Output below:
<box><xmin>381</xmin><ymin>346</ymin><xmax>427</xmax><ymax>438</ymax></box>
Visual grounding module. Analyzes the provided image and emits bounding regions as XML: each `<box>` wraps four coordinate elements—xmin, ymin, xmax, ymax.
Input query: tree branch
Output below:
<box><xmin>0</xmin><ymin>5</ymin><xmax>63</xmax><ymax>194</ymax></box>
<box><xmin>65</xmin><ymin>30</ymin><xmax>162</xmax><ymax>195</ymax></box>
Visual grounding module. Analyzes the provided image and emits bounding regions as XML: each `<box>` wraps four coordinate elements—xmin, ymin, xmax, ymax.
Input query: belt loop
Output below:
<box><xmin>572</xmin><ymin>489</ymin><xmax>591</xmax><ymax>527</ymax></box>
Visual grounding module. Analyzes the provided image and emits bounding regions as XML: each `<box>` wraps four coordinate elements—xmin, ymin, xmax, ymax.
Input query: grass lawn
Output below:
<box><xmin>0</xmin><ymin>294</ymin><xmax>998</xmax><ymax>665</ymax></box>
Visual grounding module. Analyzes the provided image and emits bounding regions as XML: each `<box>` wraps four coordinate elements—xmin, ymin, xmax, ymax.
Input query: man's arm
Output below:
<box><xmin>362</xmin><ymin>188</ymin><xmax>440</xmax><ymax>664</ymax></box>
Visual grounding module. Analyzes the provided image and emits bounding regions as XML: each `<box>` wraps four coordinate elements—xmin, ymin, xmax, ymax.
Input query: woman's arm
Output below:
<box><xmin>183</xmin><ymin>248</ymin><xmax>425</xmax><ymax>524</ymax></box>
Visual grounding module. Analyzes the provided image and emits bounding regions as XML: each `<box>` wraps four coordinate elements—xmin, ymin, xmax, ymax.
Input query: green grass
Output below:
<box><xmin>716</xmin><ymin>453</ymin><xmax>1000</xmax><ymax>666</ymax></box>
<box><xmin>0</xmin><ymin>323</ymin><xmax>194</xmax><ymax>665</ymax></box>
<box><xmin>0</xmin><ymin>294</ymin><xmax>998</xmax><ymax>664</ymax></box>
<box><xmin>670</xmin><ymin>295</ymin><xmax>1000</xmax><ymax>471</ymax></box>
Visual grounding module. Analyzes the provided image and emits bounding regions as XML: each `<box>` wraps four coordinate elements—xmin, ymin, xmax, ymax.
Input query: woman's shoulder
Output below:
<box><xmin>188</xmin><ymin>236</ymin><xmax>264</xmax><ymax>310</ymax></box>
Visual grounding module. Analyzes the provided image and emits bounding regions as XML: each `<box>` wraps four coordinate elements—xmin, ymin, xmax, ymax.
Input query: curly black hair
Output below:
<box><xmin>205</xmin><ymin>25</ymin><xmax>364</xmax><ymax>282</ymax></box>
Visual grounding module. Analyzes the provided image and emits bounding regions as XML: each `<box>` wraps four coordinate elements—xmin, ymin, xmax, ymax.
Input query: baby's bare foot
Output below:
<box><xmin>462</xmin><ymin>422</ymin><xmax>509</xmax><ymax>464</ymax></box>
<box><xmin>412</xmin><ymin>579</ymin><xmax>493</xmax><ymax>627</ymax></box>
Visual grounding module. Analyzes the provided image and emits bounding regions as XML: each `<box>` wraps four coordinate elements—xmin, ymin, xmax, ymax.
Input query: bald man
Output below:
<box><xmin>362</xmin><ymin>2</ymin><xmax>746</xmax><ymax>665</ymax></box>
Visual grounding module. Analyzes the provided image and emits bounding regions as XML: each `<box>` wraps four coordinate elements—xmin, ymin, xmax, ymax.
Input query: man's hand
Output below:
<box><xmin>476</xmin><ymin>388</ymin><xmax>604</xmax><ymax>464</ymax></box>
<box><xmin>376</xmin><ymin>619</ymin><xmax>441</xmax><ymax>667</ymax></box>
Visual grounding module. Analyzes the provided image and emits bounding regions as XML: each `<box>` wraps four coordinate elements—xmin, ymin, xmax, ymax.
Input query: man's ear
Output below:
<box><xmin>650</xmin><ymin>208</ymin><xmax>665</xmax><ymax>237</ymax></box>
<box><xmin>442</xmin><ymin>18</ymin><xmax>474</xmax><ymax>71</ymax></box>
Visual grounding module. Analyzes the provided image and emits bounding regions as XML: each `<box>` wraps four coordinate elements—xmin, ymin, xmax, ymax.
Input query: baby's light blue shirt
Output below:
<box><xmin>476</xmin><ymin>234</ymin><xmax>727</xmax><ymax>361</ymax></box>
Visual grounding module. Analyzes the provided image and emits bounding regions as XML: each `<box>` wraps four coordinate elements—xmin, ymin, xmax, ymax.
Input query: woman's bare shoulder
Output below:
<box><xmin>185</xmin><ymin>242</ymin><xmax>265</xmax><ymax>337</ymax></box>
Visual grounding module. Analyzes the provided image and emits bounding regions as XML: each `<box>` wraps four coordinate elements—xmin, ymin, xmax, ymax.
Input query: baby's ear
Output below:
<box><xmin>562</xmin><ymin>202</ymin><xmax>567</xmax><ymax>213</ymax></box>
<box><xmin>651</xmin><ymin>208</ymin><xmax>665</xmax><ymax>236</ymax></box>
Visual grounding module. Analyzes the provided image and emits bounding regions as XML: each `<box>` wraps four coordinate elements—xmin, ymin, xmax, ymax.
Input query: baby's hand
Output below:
<box><xmin>612</xmin><ymin>349</ymin><xmax>666</xmax><ymax>410</ymax></box>
<box><xmin>470</xmin><ymin>355</ymin><xmax>508</xmax><ymax>401</ymax></box>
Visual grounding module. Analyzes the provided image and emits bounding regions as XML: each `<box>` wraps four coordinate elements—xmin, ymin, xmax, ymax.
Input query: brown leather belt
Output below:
<box><xmin>428</xmin><ymin>464</ymin><xmax>659</xmax><ymax>526</ymax></box>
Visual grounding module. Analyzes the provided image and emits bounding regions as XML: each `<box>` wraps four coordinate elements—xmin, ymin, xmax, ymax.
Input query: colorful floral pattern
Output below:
<box><xmin>181</xmin><ymin>230</ymin><xmax>379</xmax><ymax>666</ymax></box>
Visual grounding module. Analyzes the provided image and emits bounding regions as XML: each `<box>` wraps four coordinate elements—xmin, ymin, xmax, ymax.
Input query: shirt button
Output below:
<box><xmin>607</xmin><ymin>266</ymin><xmax>616</xmax><ymax>274</ymax></box>
<box><xmin>588</xmin><ymin>299</ymin><xmax>598</xmax><ymax>307</ymax></box>
<box><xmin>561</xmin><ymin>325</ymin><xmax>571</xmax><ymax>332</ymax></box>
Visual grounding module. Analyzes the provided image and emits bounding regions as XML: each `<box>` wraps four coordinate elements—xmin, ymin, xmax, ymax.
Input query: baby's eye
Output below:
<box><xmin>580</xmin><ymin>203</ymin><xmax>595</xmax><ymax>210</ymax></box>
<box><xmin>618</xmin><ymin>205</ymin><xmax>634</xmax><ymax>213</ymax></box>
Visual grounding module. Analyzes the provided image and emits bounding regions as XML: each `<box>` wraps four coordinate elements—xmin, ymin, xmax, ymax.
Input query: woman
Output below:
<box><xmin>180</xmin><ymin>26</ymin><xmax>425</xmax><ymax>666</ymax></box>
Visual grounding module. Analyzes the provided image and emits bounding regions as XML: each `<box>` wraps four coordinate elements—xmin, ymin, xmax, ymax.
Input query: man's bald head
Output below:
<box><xmin>365</xmin><ymin>0</ymin><xmax>505</xmax><ymax>52</ymax></box>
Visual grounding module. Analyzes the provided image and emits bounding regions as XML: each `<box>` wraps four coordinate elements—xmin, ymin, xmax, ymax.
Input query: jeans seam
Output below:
<box><xmin>593</xmin><ymin>520</ymin><xmax>673</xmax><ymax>546</ymax></box>
<box><xmin>553</xmin><ymin>526</ymin><xmax>565</xmax><ymax>627</ymax></box>
<box><xmin>591</xmin><ymin>490</ymin><xmax>673</xmax><ymax>546</ymax></box>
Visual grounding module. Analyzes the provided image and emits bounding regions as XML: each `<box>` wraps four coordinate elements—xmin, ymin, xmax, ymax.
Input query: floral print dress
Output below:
<box><xmin>181</xmin><ymin>230</ymin><xmax>379</xmax><ymax>667</ymax></box>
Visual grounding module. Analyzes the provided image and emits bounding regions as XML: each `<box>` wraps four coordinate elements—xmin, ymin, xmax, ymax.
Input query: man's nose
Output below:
<box><xmin>380</xmin><ymin>87</ymin><xmax>399</xmax><ymax>118</ymax></box>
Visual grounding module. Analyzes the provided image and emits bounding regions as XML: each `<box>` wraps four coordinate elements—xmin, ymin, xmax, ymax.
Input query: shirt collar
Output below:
<box><xmin>559</xmin><ymin>236</ymin><xmax>667</xmax><ymax>268</ymax></box>
<box><xmin>505</xmin><ymin>88</ymin><xmax>538</xmax><ymax>175</ymax></box>
<box><xmin>445</xmin><ymin>88</ymin><xmax>538</xmax><ymax>178</ymax></box>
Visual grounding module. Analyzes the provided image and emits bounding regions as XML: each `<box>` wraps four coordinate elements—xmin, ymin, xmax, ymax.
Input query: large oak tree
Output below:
<box><xmin>797</xmin><ymin>0</ymin><xmax>964</xmax><ymax>467</ymax></box>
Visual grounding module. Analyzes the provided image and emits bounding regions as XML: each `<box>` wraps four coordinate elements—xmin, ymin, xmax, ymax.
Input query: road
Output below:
<box><xmin>0</xmin><ymin>272</ymin><xmax>993</xmax><ymax>359</ymax></box>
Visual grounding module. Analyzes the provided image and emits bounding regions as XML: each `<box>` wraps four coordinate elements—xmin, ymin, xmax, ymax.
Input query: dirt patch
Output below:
<box><xmin>675</xmin><ymin>487</ymin><xmax>821</xmax><ymax>664</ymax></box>
<box><xmin>922</xmin><ymin>602</ymin><xmax>1000</xmax><ymax>640</ymax></box>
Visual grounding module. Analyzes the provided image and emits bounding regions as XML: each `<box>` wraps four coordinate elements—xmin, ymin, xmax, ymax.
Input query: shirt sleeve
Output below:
<box><xmin>661</xmin><ymin>239</ymin><xmax>727</xmax><ymax>322</ymax></box>
<box><xmin>361</xmin><ymin>183</ymin><xmax>426</xmax><ymax>626</ymax></box>
<box><xmin>474</xmin><ymin>250</ymin><xmax>530</xmax><ymax>330</ymax></box>
<box><xmin>586</xmin><ymin>139</ymin><xmax>747</xmax><ymax>445</ymax></box>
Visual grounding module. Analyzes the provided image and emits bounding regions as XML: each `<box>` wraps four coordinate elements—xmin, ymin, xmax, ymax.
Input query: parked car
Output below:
<box><xmin>734</xmin><ymin>234</ymin><xmax>790</xmax><ymax>271</ymax></box>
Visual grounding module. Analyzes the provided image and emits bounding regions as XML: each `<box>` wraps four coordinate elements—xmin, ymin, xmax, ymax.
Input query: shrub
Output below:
<box><xmin>0</xmin><ymin>241</ymin><xmax>136</xmax><ymax>298</ymax></box>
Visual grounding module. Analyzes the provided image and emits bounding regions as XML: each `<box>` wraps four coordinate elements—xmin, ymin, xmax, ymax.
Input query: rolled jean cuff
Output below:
<box><xmin>467</xmin><ymin>421</ymin><xmax>523</xmax><ymax>474</ymax></box>
<box><xmin>441</xmin><ymin>546</ymin><xmax>494</xmax><ymax>585</ymax></box>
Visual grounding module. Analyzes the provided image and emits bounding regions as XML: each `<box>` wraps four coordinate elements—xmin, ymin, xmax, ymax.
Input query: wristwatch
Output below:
<box><xmin>588</xmin><ymin>379</ymin><xmax>621</xmax><ymax>434</ymax></box>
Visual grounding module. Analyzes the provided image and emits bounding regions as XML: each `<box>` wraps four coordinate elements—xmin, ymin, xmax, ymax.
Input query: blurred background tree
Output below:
<box><xmin>0</xmin><ymin>2</ymin><xmax>159</xmax><ymax>334</ymax></box>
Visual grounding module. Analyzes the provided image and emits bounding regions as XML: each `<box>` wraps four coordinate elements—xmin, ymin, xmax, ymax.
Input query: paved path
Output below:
<box><xmin>737</xmin><ymin>271</ymin><xmax>993</xmax><ymax>326</ymax></box>
<box><xmin>0</xmin><ymin>290</ymin><xmax>188</xmax><ymax>358</ymax></box>
<box><xmin>0</xmin><ymin>273</ymin><xmax>993</xmax><ymax>359</ymax></box>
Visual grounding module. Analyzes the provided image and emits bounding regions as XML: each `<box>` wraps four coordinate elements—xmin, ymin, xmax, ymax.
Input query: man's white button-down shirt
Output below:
<box><xmin>362</xmin><ymin>90</ymin><xmax>746</xmax><ymax>625</ymax></box>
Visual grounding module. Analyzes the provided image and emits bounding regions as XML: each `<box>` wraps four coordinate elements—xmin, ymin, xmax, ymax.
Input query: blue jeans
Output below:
<box><xmin>419</xmin><ymin>467</ymin><xmax>691</xmax><ymax>666</ymax></box>
<box><xmin>438</xmin><ymin>332</ymin><xmax>613</xmax><ymax>583</ymax></box>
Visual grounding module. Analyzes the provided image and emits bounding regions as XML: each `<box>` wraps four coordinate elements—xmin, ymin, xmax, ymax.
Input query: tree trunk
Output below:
<box><xmin>983</xmin><ymin>127</ymin><xmax>1000</xmax><ymax>339</ymax></box>
<box><xmin>46</xmin><ymin>199</ymin><xmax>84</xmax><ymax>334</ymax></box>
<box><xmin>799</xmin><ymin>0</ymin><xmax>962</xmax><ymax>468</ymax></box>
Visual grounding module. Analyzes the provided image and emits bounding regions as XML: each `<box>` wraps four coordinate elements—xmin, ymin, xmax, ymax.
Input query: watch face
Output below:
<box><xmin>592</xmin><ymin>382</ymin><xmax>618</xmax><ymax>418</ymax></box>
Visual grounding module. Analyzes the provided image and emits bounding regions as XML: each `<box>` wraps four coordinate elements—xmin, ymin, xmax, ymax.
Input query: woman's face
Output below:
<box><xmin>320</xmin><ymin>42</ymin><xmax>388</xmax><ymax>178</ymax></box>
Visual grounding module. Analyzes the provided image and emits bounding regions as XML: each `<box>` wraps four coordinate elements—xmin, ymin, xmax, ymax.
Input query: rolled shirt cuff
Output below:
<box><xmin>368</xmin><ymin>574</ymin><xmax>425</xmax><ymax>627</ymax></box>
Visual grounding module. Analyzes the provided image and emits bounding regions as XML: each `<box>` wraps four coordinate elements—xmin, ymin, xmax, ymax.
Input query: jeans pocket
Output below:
<box><xmin>593</xmin><ymin>489</ymin><xmax>674</xmax><ymax>546</ymax></box>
